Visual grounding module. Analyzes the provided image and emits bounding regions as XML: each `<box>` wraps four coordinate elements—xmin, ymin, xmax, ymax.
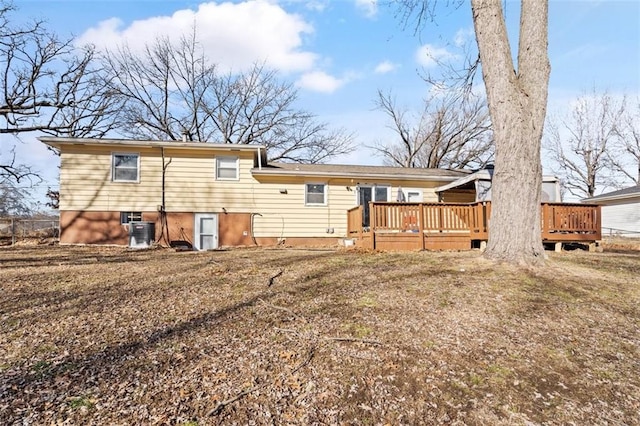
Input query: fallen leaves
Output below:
<box><xmin>0</xmin><ymin>245</ymin><xmax>639</xmax><ymax>424</ymax></box>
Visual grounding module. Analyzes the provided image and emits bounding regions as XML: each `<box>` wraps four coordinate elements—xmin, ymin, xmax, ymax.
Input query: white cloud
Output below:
<box><xmin>304</xmin><ymin>1</ymin><xmax>329</xmax><ymax>12</ymax></box>
<box><xmin>354</xmin><ymin>0</ymin><xmax>378</xmax><ymax>19</ymax></box>
<box><xmin>296</xmin><ymin>71</ymin><xmax>350</xmax><ymax>93</ymax></box>
<box><xmin>454</xmin><ymin>27</ymin><xmax>475</xmax><ymax>48</ymax></box>
<box><xmin>415</xmin><ymin>44</ymin><xmax>457</xmax><ymax>69</ymax></box>
<box><xmin>77</xmin><ymin>0</ymin><xmax>317</xmax><ymax>73</ymax></box>
<box><xmin>374</xmin><ymin>61</ymin><xmax>398</xmax><ymax>74</ymax></box>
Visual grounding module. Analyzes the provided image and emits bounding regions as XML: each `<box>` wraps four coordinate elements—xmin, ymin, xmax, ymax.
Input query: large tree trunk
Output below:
<box><xmin>471</xmin><ymin>0</ymin><xmax>550</xmax><ymax>265</ymax></box>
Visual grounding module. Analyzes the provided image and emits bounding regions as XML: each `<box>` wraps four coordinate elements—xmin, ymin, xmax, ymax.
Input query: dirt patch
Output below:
<box><xmin>1</xmin><ymin>246</ymin><xmax>639</xmax><ymax>425</ymax></box>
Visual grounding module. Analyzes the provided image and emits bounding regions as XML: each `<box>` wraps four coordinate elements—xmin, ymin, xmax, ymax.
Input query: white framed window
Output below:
<box><xmin>407</xmin><ymin>190</ymin><xmax>423</xmax><ymax>202</ymax></box>
<box><xmin>120</xmin><ymin>211</ymin><xmax>142</xmax><ymax>224</ymax></box>
<box><xmin>305</xmin><ymin>183</ymin><xmax>326</xmax><ymax>206</ymax></box>
<box><xmin>216</xmin><ymin>156</ymin><xmax>239</xmax><ymax>180</ymax></box>
<box><xmin>112</xmin><ymin>153</ymin><xmax>140</xmax><ymax>182</ymax></box>
<box><xmin>375</xmin><ymin>185</ymin><xmax>389</xmax><ymax>202</ymax></box>
<box><xmin>357</xmin><ymin>185</ymin><xmax>389</xmax><ymax>205</ymax></box>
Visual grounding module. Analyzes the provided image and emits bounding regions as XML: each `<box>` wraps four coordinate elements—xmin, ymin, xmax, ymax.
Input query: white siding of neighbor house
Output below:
<box><xmin>600</xmin><ymin>198</ymin><xmax>640</xmax><ymax>237</ymax></box>
<box><xmin>58</xmin><ymin>143</ymin><xmax>450</xmax><ymax>238</ymax></box>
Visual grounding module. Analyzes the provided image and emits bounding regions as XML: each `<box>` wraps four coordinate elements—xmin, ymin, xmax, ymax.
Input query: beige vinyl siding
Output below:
<box><xmin>161</xmin><ymin>152</ymin><xmax>255</xmax><ymax>211</ymax></box>
<box><xmin>60</xmin><ymin>145</ymin><xmax>257</xmax><ymax>212</ymax></box>
<box><xmin>250</xmin><ymin>177</ymin><xmax>443</xmax><ymax>238</ymax></box>
<box><xmin>60</xmin><ymin>145</ymin><xmax>162</xmax><ymax>211</ymax></box>
<box><xmin>250</xmin><ymin>179</ymin><xmax>353</xmax><ymax>238</ymax></box>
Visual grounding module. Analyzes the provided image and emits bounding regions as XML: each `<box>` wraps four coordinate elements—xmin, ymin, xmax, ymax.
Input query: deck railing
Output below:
<box><xmin>347</xmin><ymin>205</ymin><xmax>364</xmax><ymax>237</ymax></box>
<box><xmin>347</xmin><ymin>201</ymin><xmax>600</xmax><ymax>244</ymax></box>
<box><xmin>541</xmin><ymin>203</ymin><xmax>601</xmax><ymax>241</ymax></box>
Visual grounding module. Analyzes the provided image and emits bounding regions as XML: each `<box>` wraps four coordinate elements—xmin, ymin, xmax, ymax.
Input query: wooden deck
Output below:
<box><xmin>346</xmin><ymin>202</ymin><xmax>601</xmax><ymax>251</ymax></box>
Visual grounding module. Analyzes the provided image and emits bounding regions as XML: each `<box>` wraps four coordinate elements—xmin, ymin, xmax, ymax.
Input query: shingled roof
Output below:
<box><xmin>582</xmin><ymin>185</ymin><xmax>640</xmax><ymax>203</ymax></box>
<box><xmin>251</xmin><ymin>162</ymin><xmax>468</xmax><ymax>181</ymax></box>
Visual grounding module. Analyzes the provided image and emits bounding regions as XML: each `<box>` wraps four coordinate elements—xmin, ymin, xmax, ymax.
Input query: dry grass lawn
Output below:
<box><xmin>1</xmin><ymin>244</ymin><xmax>639</xmax><ymax>425</ymax></box>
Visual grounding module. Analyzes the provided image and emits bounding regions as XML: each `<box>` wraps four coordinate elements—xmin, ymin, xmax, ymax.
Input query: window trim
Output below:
<box><xmin>112</xmin><ymin>152</ymin><xmax>140</xmax><ymax>183</ymax></box>
<box><xmin>215</xmin><ymin>156</ymin><xmax>240</xmax><ymax>181</ymax></box>
<box><xmin>305</xmin><ymin>182</ymin><xmax>327</xmax><ymax>206</ymax></box>
<box><xmin>120</xmin><ymin>211</ymin><xmax>142</xmax><ymax>224</ymax></box>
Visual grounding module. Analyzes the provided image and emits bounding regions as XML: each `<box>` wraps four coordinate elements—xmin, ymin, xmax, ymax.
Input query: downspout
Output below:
<box><xmin>161</xmin><ymin>147</ymin><xmax>166</xmax><ymax>209</ymax></box>
<box><xmin>257</xmin><ymin>146</ymin><xmax>263</xmax><ymax>170</ymax></box>
<box><xmin>159</xmin><ymin>147</ymin><xmax>172</xmax><ymax>246</ymax></box>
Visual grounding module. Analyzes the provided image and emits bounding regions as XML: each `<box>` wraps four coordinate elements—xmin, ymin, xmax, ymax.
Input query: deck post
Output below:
<box><xmin>541</xmin><ymin>203</ymin><xmax>550</xmax><ymax>240</ymax></box>
<box><xmin>358</xmin><ymin>206</ymin><xmax>363</xmax><ymax>244</ymax></box>
<box><xmin>419</xmin><ymin>203</ymin><xmax>425</xmax><ymax>250</ymax></box>
<box><xmin>369</xmin><ymin>202</ymin><xmax>376</xmax><ymax>250</ymax></box>
<box><xmin>555</xmin><ymin>242</ymin><xmax>562</xmax><ymax>252</ymax></box>
<box><xmin>595</xmin><ymin>205</ymin><xmax>602</xmax><ymax>240</ymax></box>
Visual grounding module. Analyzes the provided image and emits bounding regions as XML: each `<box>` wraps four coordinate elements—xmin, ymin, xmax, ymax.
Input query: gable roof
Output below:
<box><xmin>582</xmin><ymin>185</ymin><xmax>640</xmax><ymax>203</ymax></box>
<box><xmin>251</xmin><ymin>162</ymin><xmax>468</xmax><ymax>181</ymax></box>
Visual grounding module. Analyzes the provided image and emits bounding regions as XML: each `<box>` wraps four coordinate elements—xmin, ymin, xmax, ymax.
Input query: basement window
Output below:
<box><xmin>121</xmin><ymin>211</ymin><xmax>142</xmax><ymax>224</ymax></box>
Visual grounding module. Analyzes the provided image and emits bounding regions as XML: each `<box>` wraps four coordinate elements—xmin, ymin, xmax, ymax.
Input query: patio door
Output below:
<box><xmin>194</xmin><ymin>213</ymin><xmax>218</xmax><ymax>251</ymax></box>
<box><xmin>358</xmin><ymin>185</ymin><xmax>389</xmax><ymax>227</ymax></box>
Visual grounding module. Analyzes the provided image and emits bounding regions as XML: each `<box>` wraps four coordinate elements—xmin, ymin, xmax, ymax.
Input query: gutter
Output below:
<box><xmin>37</xmin><ymin>136</ymin><xmax>265</xmax><ymax>152</ymax></box>
<box><xmin>250</xmin><ymin>169</ymin><xmax>463</xmax><ymax>182</ymax></box>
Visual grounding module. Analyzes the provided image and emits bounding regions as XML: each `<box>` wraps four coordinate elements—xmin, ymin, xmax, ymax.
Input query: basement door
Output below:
<box><xmin>194</xmin><ymin>213</ymin><xmax>218</xmax><ymax>251</ymax></box>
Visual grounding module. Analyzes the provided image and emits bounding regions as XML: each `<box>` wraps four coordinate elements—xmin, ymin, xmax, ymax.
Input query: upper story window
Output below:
<box><xmin>112</xmin><ymin>153</ymin><xmax>140</xmax><ymax>182</ymax></box>
<box><xmin>305</xmin><ymin>183</ymin><xmax>326</xmax><ymax>206</ymax></box>
<box><xmin>216</xmin><ymin>156</ymin><xmax>239</xmax><ymax>180</ymax></box>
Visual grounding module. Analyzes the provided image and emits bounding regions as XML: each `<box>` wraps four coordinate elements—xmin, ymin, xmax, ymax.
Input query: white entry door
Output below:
<box><xmin>194</xmin><ymin>213</ymin><xmax>218</xmax><ymax>251</ymax></box>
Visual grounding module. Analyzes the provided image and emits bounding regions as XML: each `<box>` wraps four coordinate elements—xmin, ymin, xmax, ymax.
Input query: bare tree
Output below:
<box><xmin>373</xmin><ymin>88</ymin><xmax>493</xmax><ymax>169</ymax></box>
<box><xmin>0</xmin><ymin>1</ymin><xmax>122</xmax><ymax>190</ymax></box>
<box><xmin>0</xmin><ymin>3</ymin><xmax>121</xmax><ymax>138</ymax></box>
<box><xmin>101</xmin><ymin>33</ymin><xmax>213</xmax><ymax>141</ymax></box>
<box><xmin>0</xmin><ymin>177</ymin><xmax>36</xmax><ymax>217</ymax></box>
<box><xmin>612</xmin><ymin>98</ymin><xmax>640</xmax><ymax>184</ymax></box>
<box><xmin>0</xmin><ymin>144</ymin><xmax>37</xmax><ymax>182</ymax></box>
<box><xmin>545</xmin><ymin>90</ymin><xmax>626</xmax><ymax>198</ymax></box>
<box><xmin>102</xmin><ymin>34</ymin><xmax>354</xmax><ymax>163</ymax></box>
<box><xmin>396</xmin><ymin>0</ymin><xmax>551</xmax><ymax>265</ymax></box>
<box><xmin>204</xmin><ymin>63</ymin><xmax>354</xmax><ymax>163</ymax></box>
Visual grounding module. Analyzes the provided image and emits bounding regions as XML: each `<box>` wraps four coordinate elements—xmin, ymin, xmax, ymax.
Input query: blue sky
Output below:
<box><xmin>4</xmin><ymin>0</ymin><xmax>640</xmax><ymax>205</ymax></box>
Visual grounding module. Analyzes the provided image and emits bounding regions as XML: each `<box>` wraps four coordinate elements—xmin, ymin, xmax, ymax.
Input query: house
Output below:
<box><xmin>433</xmin><ymin>168</ymin><xmax>562</xmax><ymax>203</ymax></box>
<box><xmin>39</xmin><ymin>137</ymin><xmax>468</xmax><ymax>249</ymax></box>
<box><xmin>582</xmin><ymin>185</ymin><xmax>640</xmax><ymax>237</ymax></box>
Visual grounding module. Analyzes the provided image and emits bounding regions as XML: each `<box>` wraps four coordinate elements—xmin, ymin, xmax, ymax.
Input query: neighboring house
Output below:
<box><xmin>40</xmin><ymin>137</ymin><xmax>467</xmax><ymax>249</ymax></box>
<box><xmin>433</xmin><ymin>168</ymin><xmax>562</xmax><ymax>203</ymax></box>
<box><xmin>582</xmin><ymin>185</ymin><xmax>640</xmax><ymax>237</ymax></box>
